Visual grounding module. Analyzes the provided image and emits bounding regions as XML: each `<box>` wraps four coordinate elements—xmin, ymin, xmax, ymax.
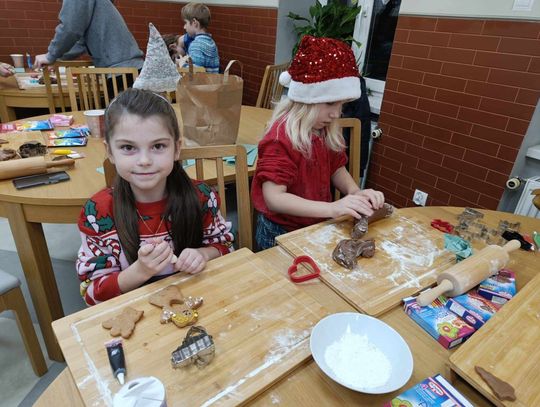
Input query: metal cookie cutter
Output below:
<box><xmin>171</xmin><ymin>326</ymin><xmax>215</xmax><ymax>369</ymax></box>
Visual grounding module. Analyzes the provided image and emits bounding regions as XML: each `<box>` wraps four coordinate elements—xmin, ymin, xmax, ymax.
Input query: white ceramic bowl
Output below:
<box><xmin>310</xmin><ymin>312</ymin><xmax>413</xmax><ymax>394</ymax></box>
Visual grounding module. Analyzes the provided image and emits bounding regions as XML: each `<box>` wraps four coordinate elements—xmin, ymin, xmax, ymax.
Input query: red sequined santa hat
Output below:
<box><xmin>279</xmin><ymin>35</ymin><xmax>360</xmax><ymax>104</ymax></box>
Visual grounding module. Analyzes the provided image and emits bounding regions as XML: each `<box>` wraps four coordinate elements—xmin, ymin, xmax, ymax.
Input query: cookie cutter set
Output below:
<box><xmin>453</xmin><ymin>208</ymin><xmax>518</xmax><ymax>246</ymax></box>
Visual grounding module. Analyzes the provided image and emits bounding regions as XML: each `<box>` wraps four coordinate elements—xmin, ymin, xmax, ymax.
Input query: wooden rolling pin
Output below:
<box><xmin>416</xmin><ymin>239</ymin><xmax>521</xmax><ymax>306</ymax></box>
<box><xmin>0</xmin><ymin>156</ymin><xmax>75</xmax><ymax>181</ymax></box>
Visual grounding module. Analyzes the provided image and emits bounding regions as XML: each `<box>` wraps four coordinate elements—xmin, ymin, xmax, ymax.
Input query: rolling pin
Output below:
<box><xmin>416</xmin><ymin>239</ymin><xmax>521</xmax><ymax>306</ymax></box>
<box><xmin>0</xmin><ymin>156</ymin><xmax>75</xmax><ymax>181</ymax></box>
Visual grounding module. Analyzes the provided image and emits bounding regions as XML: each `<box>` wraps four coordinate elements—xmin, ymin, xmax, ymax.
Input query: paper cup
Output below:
<box><xmin>10</xmin><ymin>54</ymin><xmax>24</xmax><ymax>68</ymax></box>
<box><xmin>84</xmin><ymin>110</ymin><xmax>105</xmax><ymax>138</ymax></box>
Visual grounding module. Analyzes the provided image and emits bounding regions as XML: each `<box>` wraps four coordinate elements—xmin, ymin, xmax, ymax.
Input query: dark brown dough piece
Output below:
<box><xmin>0</xmin><ymin>138</ymin><xmax>8</xmax><ymax>144</ymax></box>
<box><xmin>18</xmin><ymin>141</ymin><xmax>47</xmax><ymax>158</ymax></box>
<box><xmin>332</xmin><ymin>239</ymin><xmax>375</xmax><ymax>269</ymax></box>
<box><xmin>0</xmin><ymin>148</ymin><xmax>18</xmax><ymax>161</ymax></box>
<box><xmin>475</xmin><ymin>366</ymin><xmax>516</xmax><ymax>401</ymax></box>
<box><xmin>352</xmin><ymin>203</ymin><xmax>394</xmax><ymax>239</ymax></box>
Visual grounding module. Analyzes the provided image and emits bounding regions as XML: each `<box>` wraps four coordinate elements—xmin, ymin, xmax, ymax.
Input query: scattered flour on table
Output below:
<box><xmin>324</xmin><ymin>325</ymin><xmax>391</xmax><ymax>389</ymax></box>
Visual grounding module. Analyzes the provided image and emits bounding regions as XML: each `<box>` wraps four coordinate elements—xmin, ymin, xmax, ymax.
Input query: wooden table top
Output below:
<box><xmin>36</xmin><ymin>207</ymin><xmax>540</xmax><ymax>406</ymax></box>
<box><xmin>0</xmin><ymin>106</ymin><xmax>272</xmax><ymax>207</ymax></box>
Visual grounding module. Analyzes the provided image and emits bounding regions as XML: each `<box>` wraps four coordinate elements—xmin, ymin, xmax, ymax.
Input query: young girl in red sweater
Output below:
<box><xmin>251</xmin><ymin>36</ymin><xmax>385</xmax><ymax>250</ymax></box>
<box><xmin>77</xmin><ymin>89</ymin><xmax>233</xmax><ymax>305</ymax></box>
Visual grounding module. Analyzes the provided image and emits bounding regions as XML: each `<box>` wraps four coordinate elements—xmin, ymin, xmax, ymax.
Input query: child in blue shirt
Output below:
<box><xmin>178</xmin><ymin>2</ymin><xmax>220</xmax><ymax>73</ymax></box>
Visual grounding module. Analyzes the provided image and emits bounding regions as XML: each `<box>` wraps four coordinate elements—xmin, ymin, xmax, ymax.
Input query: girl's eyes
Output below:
<box><xmin>118</xmin><ymin>143</ymin><xmax>168</xmax><ymax>152</ymax></box>
<box><xmin>120</xmin><ymin>144</ymin><xmax>135</xmax><ymax>152</ymax></box>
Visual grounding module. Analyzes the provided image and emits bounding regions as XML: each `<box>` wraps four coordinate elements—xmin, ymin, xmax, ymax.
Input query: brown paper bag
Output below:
<box><xmin>177</xmin><ymin>60</ymin><xmax>243</xmax><ymax>146</ymax></box>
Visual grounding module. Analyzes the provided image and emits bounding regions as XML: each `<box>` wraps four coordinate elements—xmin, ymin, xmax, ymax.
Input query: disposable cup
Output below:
<box><xmin>84</xmin><ymin>110</ymin><xmax>106</xmax><ymax>138</ymax></box>
<box><xmin>10</xmin><ymin>54</ymin><xmax>24</xmax><ymax>69</ymax></box>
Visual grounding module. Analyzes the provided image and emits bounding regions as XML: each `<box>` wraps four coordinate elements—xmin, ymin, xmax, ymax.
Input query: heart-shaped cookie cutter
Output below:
<box><xmin>287</xmin><ymin>255</ymin><xmax>321</xmax><ymax>283</ymax></box>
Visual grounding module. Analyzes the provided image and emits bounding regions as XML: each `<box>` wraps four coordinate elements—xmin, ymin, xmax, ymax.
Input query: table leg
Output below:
<box><xmin>6</xmin><ymin>202</ymin><xmax>65</xmax><ymax>362</ymax></box>
<box><xmin>0</xmin><ymin>95</ymin><xmax>17</xmax><ymax>123</ymax></box>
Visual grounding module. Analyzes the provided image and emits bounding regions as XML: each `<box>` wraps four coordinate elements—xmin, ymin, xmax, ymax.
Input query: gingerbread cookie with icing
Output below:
<box><xmin>149</xmin><ymin>285</ymin><xmax>203</xmax><ymax>328</ymax></box>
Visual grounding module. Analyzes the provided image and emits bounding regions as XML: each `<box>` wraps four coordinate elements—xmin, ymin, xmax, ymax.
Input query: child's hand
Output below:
<box><xmin>173</xmin><ymin>248</ymin><xmax>206</xmax><ymax>274</ymax></box>
<box><xmin>136</xmin><ymin>240</ymin><xmax>174</xmax><ymax>277</ymax></box>
<box><xmin>0</xmin><ymin>63</ymin><xmax>15</xmax><ymax>77</ymax></box>
<box><xmin>352</xmin><ymin>189</ymin><xmax>385</xmax><ymax>210</ymax></box>
<box><xmin>330</xmin><ymin>194</ymin><xmax>377</xmax><ymax>219</ymax></box>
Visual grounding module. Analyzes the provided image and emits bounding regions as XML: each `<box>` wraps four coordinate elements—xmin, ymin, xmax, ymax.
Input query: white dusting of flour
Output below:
<box><xmin>324</xmin><ymin>325</ymin><xmax>391</xmax><ymax>389</ymax></box>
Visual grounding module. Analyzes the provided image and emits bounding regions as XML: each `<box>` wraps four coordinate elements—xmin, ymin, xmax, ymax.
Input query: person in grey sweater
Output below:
<box><xmin>34</xmin><ymin>0</ymin><xmax>144</xmax><ymax>70</ymax></box>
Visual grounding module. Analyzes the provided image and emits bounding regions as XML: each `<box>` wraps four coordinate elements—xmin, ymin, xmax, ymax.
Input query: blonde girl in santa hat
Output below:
<box><xmin>251</xmin><ymin>35</ymin><xmax>385</xmax><ymax>250</ymax></box>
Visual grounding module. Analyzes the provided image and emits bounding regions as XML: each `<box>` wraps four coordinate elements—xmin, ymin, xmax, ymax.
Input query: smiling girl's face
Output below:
<box><xmin>106</xmin><ymin>113</ymin><xmax>180</xmax><ymax>203</ymax></box>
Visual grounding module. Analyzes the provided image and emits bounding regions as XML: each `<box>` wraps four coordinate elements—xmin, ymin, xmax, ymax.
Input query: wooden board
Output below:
<box><xmin>14</xmin><ymin>72</ymin><xmax>70</xmax><ymax>89</ymax></box>
<box><xmin>449</xmin><ymin>273</ymin><xmax>540</xmax><ymax>406</ymax></box>
<box><xmin>52</xmin><ymin>249</ymin><xmax>328</xmax><ymax>406</ymax></box>
<box><xmin>276</xmin><ymin>210</ymin><xmax>456</xmax><ymax>316</ymax></box>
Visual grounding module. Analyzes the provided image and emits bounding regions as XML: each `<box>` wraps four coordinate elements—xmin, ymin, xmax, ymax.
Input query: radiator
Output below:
<box><xmin>514</xmin><ymin>176</ymin><xmax>540</xmax><ymax>218</ymax></box>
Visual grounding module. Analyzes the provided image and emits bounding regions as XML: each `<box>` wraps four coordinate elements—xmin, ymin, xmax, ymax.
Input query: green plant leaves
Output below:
<box><xmin>287</xmin><ymin>0</ymin><xmax>361</xmax><ymax>57</ymax></box>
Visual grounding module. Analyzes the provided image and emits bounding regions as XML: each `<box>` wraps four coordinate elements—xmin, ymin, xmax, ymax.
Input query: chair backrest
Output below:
<box><xmin>255</xmin><ymin>61</ymin><xmax>289</xmax><ymax>109</ymax></box>
<box><xmin>334</xmin><ymin>117</ymin><xmax>361</xmax><ymax>201</ymax></box>
<box><xmin>103</xmin><ymin>144</ymin><xmax>252</xmax><ymax>250</ymax></box>
<box><xmin>66</xmin><ymin>67</ymin><xmax>139</xmax><ymax>111</ymax></box>
<box><xmin>42</xmin><ymin>60</ymin><xmax>92</xmax><ymax>114</ymax></box>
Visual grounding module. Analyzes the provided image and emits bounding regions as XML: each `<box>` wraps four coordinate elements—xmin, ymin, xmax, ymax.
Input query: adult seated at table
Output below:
<box><xmin>33</xmin><ymin>0</ymin><xmax>143</xmax><ymax>91</ymax></box>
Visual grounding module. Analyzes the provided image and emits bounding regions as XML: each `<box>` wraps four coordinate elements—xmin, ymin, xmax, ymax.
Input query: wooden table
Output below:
<box><xmin>0</xmin><ymin>74</ymin><xmax>69</xmax><ymax>122</ymax></box>
<box><xmin>0</xmin><ymin>106</ymin><xmax>272</xmax><ymax>361</ymax></box>
<box><xmin>35</xmin><ymin>207</ymin><xmax>540</xmax><ymax>406</ymax></box>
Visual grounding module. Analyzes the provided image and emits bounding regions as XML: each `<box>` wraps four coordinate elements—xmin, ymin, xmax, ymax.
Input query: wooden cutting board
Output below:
<box><xmin>52</xmin><ymin>248</ymin><xmax>328</xmax><ymax>406</ymax></box>
<box><xmin>276</xmin><ymin>210</ymin><xmax>455</xmax><ymax>316</ymax></box>
<box><xmin>449</xmin><ymin>273</ymin><xmax>540</xmax><ymax>406</ymax></box>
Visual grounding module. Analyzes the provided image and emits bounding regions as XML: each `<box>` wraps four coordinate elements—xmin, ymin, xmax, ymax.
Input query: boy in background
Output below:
<box><xmin>178</xmin><ymin>3</ymin><xmax>220</xmax><ymax>73</ymax></box>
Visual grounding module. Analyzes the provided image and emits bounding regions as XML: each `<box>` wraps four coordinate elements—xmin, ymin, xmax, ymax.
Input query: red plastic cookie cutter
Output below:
<box><xmin>287</xmin><ymin>255</ymin><xmax>321</xmax><ymax>283</ymax></box>
<box><xmin>431</xmin><ymin>219</ymin><xmax>454</xmax><ymax>233</ymax></box>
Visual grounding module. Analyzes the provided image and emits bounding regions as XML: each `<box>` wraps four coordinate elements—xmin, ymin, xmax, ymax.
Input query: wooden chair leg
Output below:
<box><xmin>2</xmin><ymin>287</ymin><xmax>48</xmax><ymax>376</ymax></box>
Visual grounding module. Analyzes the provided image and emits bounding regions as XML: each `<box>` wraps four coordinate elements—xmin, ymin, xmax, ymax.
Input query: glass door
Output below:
<box><xmin>353</xmin><ymin>0</ymin><xmax>401</xmax><ymax>114</ymax></box>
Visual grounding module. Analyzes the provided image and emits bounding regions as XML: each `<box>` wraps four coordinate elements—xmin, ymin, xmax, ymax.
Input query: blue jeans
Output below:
<box><xmin>255</xmin><ymin>213</ymin><xmax>287</xmax><ymax>251</ymax></box>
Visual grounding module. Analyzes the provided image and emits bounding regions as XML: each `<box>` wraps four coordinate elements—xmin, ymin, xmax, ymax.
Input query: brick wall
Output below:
<box><xmin>0</xmin><ymin>0</ymin><xmax>277</xmax><ymax>106</ymax></box>
<box><xmin>369</xmin><ymin>16</ymin><xmax>540</xmax><ymax>209</ymax></box>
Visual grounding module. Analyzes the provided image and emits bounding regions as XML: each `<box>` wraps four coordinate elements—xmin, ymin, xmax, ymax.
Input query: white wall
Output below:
<box><xmin>400</xmin><ymin>0</ymin><xmax>540</xmax><ymax>20</ymax></box>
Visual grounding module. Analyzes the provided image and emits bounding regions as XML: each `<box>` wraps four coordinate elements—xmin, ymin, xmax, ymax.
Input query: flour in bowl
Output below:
<box><xmin>324</xmin><ymin>326</ymin><xmax>392</xmax><ymax>389</ymax></box>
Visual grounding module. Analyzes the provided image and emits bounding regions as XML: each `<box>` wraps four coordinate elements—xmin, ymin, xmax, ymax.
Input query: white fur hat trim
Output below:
<box><xmin>287</xmin><ymin>75</ymin><xmax>361</xmax><ymax>104</ymax></box>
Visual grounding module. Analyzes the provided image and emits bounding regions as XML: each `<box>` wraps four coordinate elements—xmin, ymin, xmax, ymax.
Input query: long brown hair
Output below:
<box><xmin>105</xmin><ymin>88</ymin><xmax>203</xmax><ymax>264</ymax></box>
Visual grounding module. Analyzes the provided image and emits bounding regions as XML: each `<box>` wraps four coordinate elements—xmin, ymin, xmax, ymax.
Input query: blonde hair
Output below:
<box><xmin>266</xmin><ymin>98</ymin><xmax>344</xmax><ymax>157</ymax></box>
<box><xmin>181</xmin><ymin>3</ymin><xmax>211</xmax><ymax>28</ymax></box>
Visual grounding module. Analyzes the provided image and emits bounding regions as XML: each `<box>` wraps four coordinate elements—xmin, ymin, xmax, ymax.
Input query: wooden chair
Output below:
<box><xmin>42</xmin><ymin>60</ymin><xmax>92</xmax><ymax>114</ymax></box>
<box><xmin>255</xmin><ymin>61</ymin><xmax>289</xmax><ymax>109</ymax></box>
<box><xmin>104</xmin><ymin>145</ymin><xmax>252</xmax><ymax>250</ymax></box>
<box><xmin>0</xmin><ymin>269</ymin><xmax>47</xmax><ymax>376</ymax></box>
<box><xmin>334</xmin><ymin>117</ymin><xmax>361</xmax><ymax>201</ymax></box>
<box><xmin>66</xmin><ymin>67</ymin><xmax>139</xmax><ymax>110</ymax></box>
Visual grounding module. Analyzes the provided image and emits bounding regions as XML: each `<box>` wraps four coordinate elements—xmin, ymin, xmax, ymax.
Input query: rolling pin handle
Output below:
<box><xmin>416</xmin><ymin>279</ymin><xmax>454</xmax><ymax>307</ymax></box>
<box><xmin>502</xmin><ymin>239</ymin><xmax>521</xmax><ymax>253</ymax></box>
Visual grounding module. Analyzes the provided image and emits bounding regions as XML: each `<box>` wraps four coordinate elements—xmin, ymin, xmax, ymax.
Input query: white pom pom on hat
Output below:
<box><xmin>279</xmin><ymin>71</ymin><xmax>292</xmax><ymax>87</ymax></box>
<box><xmin>281</xmin><ymin>35</ymin><xmax>361</xmax><ymax>104</ymax></box>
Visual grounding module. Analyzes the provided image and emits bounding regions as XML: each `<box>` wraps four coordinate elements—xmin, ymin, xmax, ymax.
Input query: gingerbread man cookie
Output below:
<box><xmin>102</xmin><ymin>307</ymin><xmax>144</xmax><ymax>338</ymax></box>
